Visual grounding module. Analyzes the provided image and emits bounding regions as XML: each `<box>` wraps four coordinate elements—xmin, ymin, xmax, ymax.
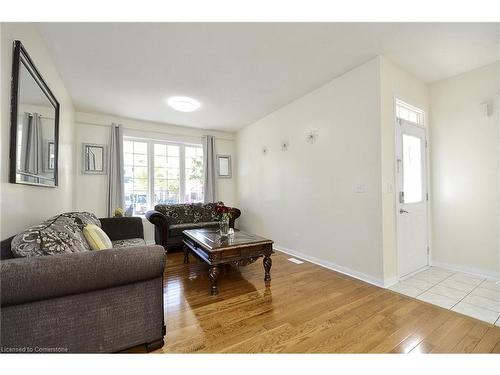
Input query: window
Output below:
<box><xmin>184</xmin><ymin>146</ymin><xmax>204</xmax><ymax>203</ymax></box>
<box><xmin>124</xmin><ymin>140</ymin><xmax>149</xmax><ymax>216</ymax></box>
<box><xmin>396</xmin><ymin>99</ymin><xmax>424</xmax><ymax>126</ymax></box>
<box><xmin>123</xmin><ymin>138</ymin><xmax>204</xmax><ymax>216</ymax></box>
<box><xmin>402</xmin><ymin>134</ymin><xmax>423</xmax><ymax>203</ymax></box>
<box><xmin>153</xmin><ymin>144</ymin><xmax>180</xmax><ymax>205</ymax></box>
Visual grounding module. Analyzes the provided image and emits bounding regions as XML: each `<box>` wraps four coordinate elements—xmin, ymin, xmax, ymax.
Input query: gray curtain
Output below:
<box><xmin>202</xmin><ymin>135</ymin><xmax>217</xmax><ymax>203</ymax></box>
<box><xmin>20</xmin><ymin>112</ymin><xmax>43</xmax><ymax>177</ymax></box>
<box><xmin>107</xmin><ymin>123</ymin><xmax>124</xmax><ymax>217</ymax></box>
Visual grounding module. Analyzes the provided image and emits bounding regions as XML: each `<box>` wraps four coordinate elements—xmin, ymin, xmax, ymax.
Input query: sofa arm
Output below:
<box><xmin>146</xmin><ymin>210</ymin><xmax>170</xmax><ymax>250</ymax></box>
<box><xmin>145</xmin><ymin>210</ymin><xmax>169</xmax><ymax>227</ymax></box>
<box><xmin>229</xmin><ymin>207</ymin><xmax>241</xmax><ymax>228</ymax></box>
<box><xmin>99</xmin><ymin>217</ymin><xmax>144</xmax><ymax>241</ymax></box>
<box><xmin>1</xmin><ymin>245</ymin><xmax>165</xmax><ymax>307</ymax></box>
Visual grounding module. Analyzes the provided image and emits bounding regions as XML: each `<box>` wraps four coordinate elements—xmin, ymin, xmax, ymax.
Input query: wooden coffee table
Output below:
<box><xmin>182</xmin><ymin>229</ymin><xmax>274</xmax><ymax>295</ymax></box>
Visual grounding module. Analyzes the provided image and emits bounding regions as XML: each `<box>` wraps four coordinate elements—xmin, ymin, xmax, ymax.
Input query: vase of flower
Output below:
<box><xmin>219</xmin><ymin>216</ymin><xmax>230</xmax><ymax>237</ymax></box>
<box><xmin>216</xmin><ymin>203</ymin><xmax>231</xmax><ymax>238</ymax></box>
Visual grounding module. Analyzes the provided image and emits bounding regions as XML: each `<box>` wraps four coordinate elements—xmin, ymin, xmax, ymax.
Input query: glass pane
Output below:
<box><xmin>154</xmin><ymin>144</ymin><xmax>166</xmax><ymax>156</ymax></box>
<box><xmin>134</xmin><ymin>142</ymin><xmax>147</xmax><ymax>154</ymax></box>
<box><xmin>134</xmin><ymin>154</ymin><xmax>147</xmax><ymax>166</ymax></box>
<box><xmin>131</xmin><ymin>191</ymin><xmax>148</xmax><ymax>215</ymax></box>
<box><xmin>402</xmin><ymin>134</ymin><xmax>423</xmax><ymax>203</ymax></box>
<box><xmin>167</xmin><ymin>180</ymin><xmax>180</xmax><ymax>199</ymax></box>
<box><xmin>167</xmin><ymin>168</ymin><xmax>179</xmax><ymax>179</ymax></box>
<box><xmin>184</xmin><ymin>146</ymin><xmax>204</xmax><ymax>203</ymax></box>
<box><xmin>154</xmin><ymin>167</ymin><xmax>167</xmax><ymax>179</ymax></box>
<box><xmin>155</xmin><ymin>179</ymin><xmax>167</xmax><ymax>189</ymax></box>
<box><xmin>167</xmin><ymin>156</ymin><xmax>179</xmax><ymax>168</ymax></box>
<box><xmin>134</xmin><ymin>178</ymin><xmax>148</xmax><ymax>191</ymax></box>
<box><xmin>154</xmin><ymin>155</ymin><xmax>167</xmax><ymax>167</ymax></box>
<box><xmin>133</xmin><ymin>166</ymin><xmax>148</xmax><ymax>179</ymax></box>
<box><xmin>397</xmin><ymin>102</ymin><xmax>423</xmax><ymax>125</ymax></box>
<box><xmin>124</xmin><ymin>141</ymin><xmax>133</xmax><ymax>153</ymax></box>
<box><xmin>124</xmin><ymin>180</ymin><xmax>133</xmax><ymax>192</ymax></box>
<box><xmin>124</xmin><ymin>153</ymin><xmax>133</xmax><ymax>166</ymax></box>
<box><xmin>185</xmin><ymin>146</ymin><xmax>195</xmax><ymax>158</ymax></box>
<box><xmin>124</xmin><ymin>166</ymin><xmax>133</xmax><ymax>178</ymax></box>
<box><xmin>168</xmin><ymin>145</ymin><xmax>180</xmax><ymax>156</ymax></box>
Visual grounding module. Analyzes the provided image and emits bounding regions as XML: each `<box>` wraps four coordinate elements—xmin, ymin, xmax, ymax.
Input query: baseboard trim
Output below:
<box><xmin>430</xmin><ymin>260</ymin><xmax>500</xmax><ymax>281</ymax></box>
<box><xmin>273</xmin><ymin>244</ymin><xmax>386</xmax><ymax>288</ymax></box>
<box><xmin>383</xmin><ymin>277</ymin><xmax>399</xmax><ymax>288</ymax></box>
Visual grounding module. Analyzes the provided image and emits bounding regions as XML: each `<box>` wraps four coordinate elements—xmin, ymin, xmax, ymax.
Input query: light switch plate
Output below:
<box><xmin>355</xmin><ymin>184</ymin><xmax>367</xmax><ymax>193</ymax></box>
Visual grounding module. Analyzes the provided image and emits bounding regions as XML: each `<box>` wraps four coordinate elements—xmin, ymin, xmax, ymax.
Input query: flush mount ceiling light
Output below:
<box><xmin>167</xmin><ymin>96</ymin><xmax>201</xmax><ymax>112</ymax></box>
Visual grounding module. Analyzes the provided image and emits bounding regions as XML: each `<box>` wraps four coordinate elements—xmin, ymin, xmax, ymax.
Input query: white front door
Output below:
<box><xmin>396</xmin><ymin>118</ymin><xmax>429</xmax><ymax>277</ymax></box>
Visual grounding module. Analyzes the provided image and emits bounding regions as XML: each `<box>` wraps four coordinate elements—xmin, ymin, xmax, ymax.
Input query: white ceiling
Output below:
<box><xmin>38</xmin><ymin>23</ymin><xmax>500</xmax><ymax>132</ymax></box>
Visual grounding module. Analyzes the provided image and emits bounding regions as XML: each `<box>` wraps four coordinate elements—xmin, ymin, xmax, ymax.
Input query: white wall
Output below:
<box><xmin>74</xmin><ymin>111</ymin><xmax>238</xmax><ymax>243</ymax></box>
<box><xmin>379</xmin><ymin>57</ymin><xmax>429</xmax><ymax>282</ymax></box>
<box><xmin>0</xmin><ymin>23</ymin><xmax>76</xmax><ymax>238</ymax></box>
<box><xmin>430</xmin><ymin>61</ymin><xmax>500</xmax><ymax>276</ymax></box>
<box><xmin>237</xmin><ymin>58</ymin><xmax>385</xmax><ymax>284</ymax></box>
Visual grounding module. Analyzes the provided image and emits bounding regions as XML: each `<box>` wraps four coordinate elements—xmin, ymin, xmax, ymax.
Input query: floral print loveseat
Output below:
<box><xmin>145</xmin><ymin>202</ymin><xmax>241</xmax><ymax>251</ymax></box>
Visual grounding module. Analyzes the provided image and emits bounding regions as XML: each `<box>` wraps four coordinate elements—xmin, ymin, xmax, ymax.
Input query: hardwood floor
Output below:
<box><xmin>136</xmin><ymin>251</ymin><xmax>500</xmax><ymax>353</ymax></box>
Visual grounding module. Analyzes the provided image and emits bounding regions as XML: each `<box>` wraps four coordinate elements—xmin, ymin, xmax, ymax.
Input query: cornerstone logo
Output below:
<box><xmin>1</xmin><ymin>346</ymin><xmax>69</xmax><ymax>353</ymax></box>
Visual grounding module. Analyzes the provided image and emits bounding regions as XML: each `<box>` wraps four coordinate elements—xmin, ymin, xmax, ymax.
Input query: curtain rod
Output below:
<box><xmin>76</xmin><ymin>120</ymin><xmax>236</xmax><ymax>142</ymax></box>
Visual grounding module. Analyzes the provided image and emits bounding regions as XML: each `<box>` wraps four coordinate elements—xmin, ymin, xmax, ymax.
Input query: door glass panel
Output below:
<box><xmin>402</xmin><ymin>134</ymin><xmax>423</xmax><ymax>203</ymax></box>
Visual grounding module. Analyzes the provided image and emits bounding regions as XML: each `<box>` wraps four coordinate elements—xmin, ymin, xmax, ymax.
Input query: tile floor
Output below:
<box><xmin>389</xmin><ymin>267</ymin><xmax>500</xmax><ymax>326</ymax></box>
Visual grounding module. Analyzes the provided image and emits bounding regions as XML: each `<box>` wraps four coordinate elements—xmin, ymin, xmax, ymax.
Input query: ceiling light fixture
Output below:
<box><xmin>167</xmin><ymin>96</ymin><xmax>201</xmax><ymax>112</ymax></box>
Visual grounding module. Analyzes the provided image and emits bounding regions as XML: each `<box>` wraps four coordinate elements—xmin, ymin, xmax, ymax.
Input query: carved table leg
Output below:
<box><xmin>183</xmin><ymin>245</ymin><xmax>189</xmax><ymax>264</ymax></box>
<box><xmin>209</xmin><ymin>265</ymin><xmax>220</xmax><ymax>295</ymax></box>
<box><xmin>263</xmin><ymin>255</ymin><xmax>272</xmax><ymax>282</ymax></box>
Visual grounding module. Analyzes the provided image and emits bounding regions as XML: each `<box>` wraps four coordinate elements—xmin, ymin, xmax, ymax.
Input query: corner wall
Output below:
<box><xmin>236</xmin><ymin>58</ymin><xmax>385</xmax><ymax>284</ymax></box>
<box><xmin>429</xmin><ymin>62</ymin><xmax>500</xmax><ymax>276</ymax></box>
<box><xmin>0</xmin><ymin>23</ymin><xmax>76</xmax><ymax>238</ymax></box>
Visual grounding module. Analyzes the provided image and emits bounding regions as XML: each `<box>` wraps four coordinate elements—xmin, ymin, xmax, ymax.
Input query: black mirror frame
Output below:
<box><xmin>9</xmin><ymin>40</ymin><xmax>60</xmax><ymax>187</ymax></box>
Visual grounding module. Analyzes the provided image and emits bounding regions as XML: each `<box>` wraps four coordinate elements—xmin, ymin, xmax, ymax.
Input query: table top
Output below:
<box><xmin>183</xmin><ymin>228</ymin><xmax>273</xmax><ymax>252</ymax></box>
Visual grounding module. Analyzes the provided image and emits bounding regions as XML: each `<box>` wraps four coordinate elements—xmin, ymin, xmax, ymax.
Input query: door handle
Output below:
<box><xmin>399</xmin><ymin>209</ymin><xmax>409</xmax><ymax>214</ymax></box>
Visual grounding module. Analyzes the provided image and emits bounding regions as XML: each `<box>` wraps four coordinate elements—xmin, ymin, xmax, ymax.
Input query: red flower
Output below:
<box><xmin>216</xmin><ymin>204</ymin><xmax>231</xmax><ymax>215</ymax></box>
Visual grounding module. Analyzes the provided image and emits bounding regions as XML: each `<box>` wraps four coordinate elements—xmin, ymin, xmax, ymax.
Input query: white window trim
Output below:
<box><xmin>395</xmin><ymin>98</ymin><xmax>425</xmax><ymax>127</ymax></box>
<box><xmin>124</xmin><ymin>136</ymin><xmax>204</xmax><ymax>214</ymax></box>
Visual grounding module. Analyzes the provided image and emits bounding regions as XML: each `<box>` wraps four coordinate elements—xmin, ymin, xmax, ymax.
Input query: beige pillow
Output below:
<box><xmin>83</xmin><ymin>224</ymin><xmax>112</xmax><ymax>250</ymax></box>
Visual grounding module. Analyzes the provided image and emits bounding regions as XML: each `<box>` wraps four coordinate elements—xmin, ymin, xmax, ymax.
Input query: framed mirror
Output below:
<box><xmin>82</xmin><ymin>143</ymin><xmax>107</xmax><ymax>174</ymax></box>
<box><xmin>217</xmin><ymin>155</ymin><xmax>232</xmax><ymax>178</ymax></box>
<box><xmin>9</xmin><ymin>40</ymin><xmax>60</xmax><ymax>187</ymax></box>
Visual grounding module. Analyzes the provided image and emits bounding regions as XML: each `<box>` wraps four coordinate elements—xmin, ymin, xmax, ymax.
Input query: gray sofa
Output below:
<box><xmin>0</xmin><ymin>216</ymin><xmax>166</xmax><ymax>353</ymax></box>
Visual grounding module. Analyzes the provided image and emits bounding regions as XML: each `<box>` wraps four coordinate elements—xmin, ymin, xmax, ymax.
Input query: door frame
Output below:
<box><xmin>393</xmin><ymin>97</ymin><xmax>431</xmax><ymax>279</ymax></box>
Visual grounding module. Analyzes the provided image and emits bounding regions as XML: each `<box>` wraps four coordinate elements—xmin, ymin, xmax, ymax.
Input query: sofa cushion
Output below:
<box><xmin>83</xmin><ymin>224</ymin><xmax>113</xmax><ymax>250</ymax></box>
<box><xmin>11</xmin><ymin>215</ymin><xmax>91</xmax><ymax>258</ymax></box>
<box><xmin>169</xmin><ymin>222</ymin><xmax>219</xmax><ymax>237</ymax></box>
<box><xmin>192</xmin><ymin>202</ymin><xmax>222</xmax><ymax>223</ymax></box>
<box><xmin>155</xmin><ymin>203</ymin><xmax>195</xmax><ymax>224</ymax></box>
<box><xmin>111</xmin><ymin>238</ymin><xmax>147</xmax><ymax>248</ymax></box>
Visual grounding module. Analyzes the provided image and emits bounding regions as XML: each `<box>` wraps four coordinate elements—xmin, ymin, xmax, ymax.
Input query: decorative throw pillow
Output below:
<box><xmin>11</xmin><ymin>215</ymin><xmax>91</xmax><ymax>258</ymax></box>
<box><xmin>200</xmin><ymin>202</ymin><xmax>224</xmax><ymax>223</ymax></box>
<box><xmin>58</xmin><ymin>212</ymin><xmax>101</xmax><ymax>230</ymax></box>
<box><xmin>83</xmin><ymin>224</ymin><xmax>113</xmax><ymax>250</ymax></box>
